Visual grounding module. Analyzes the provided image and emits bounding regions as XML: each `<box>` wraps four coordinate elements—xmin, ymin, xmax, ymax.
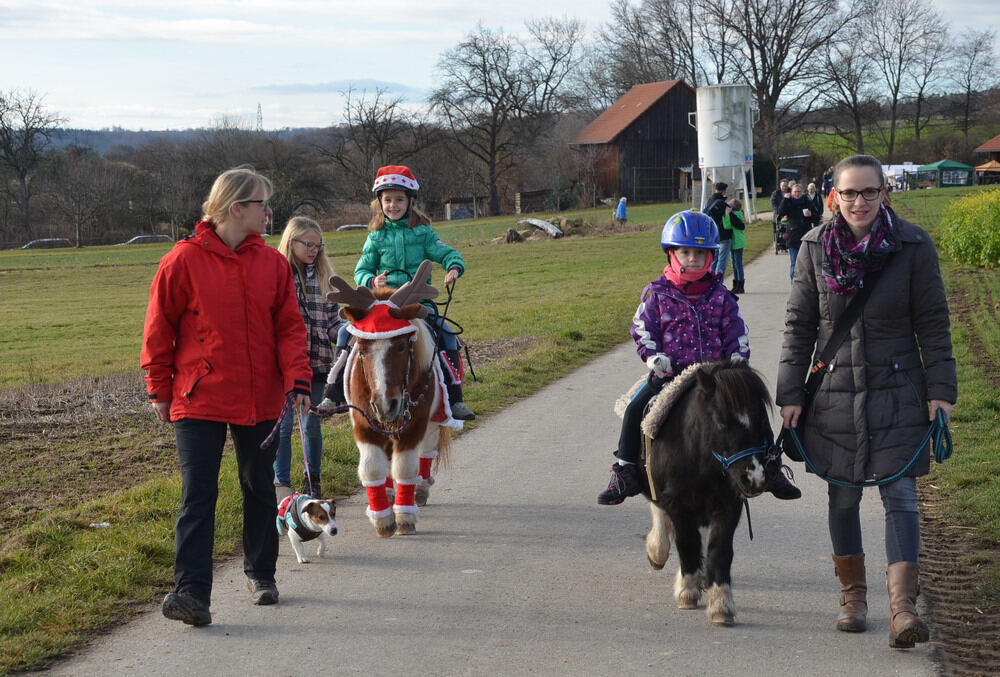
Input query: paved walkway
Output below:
<box><xmin>45</xmin><ymin>234</ymin><xmax>936</xmax><ymax>676</ymax></box>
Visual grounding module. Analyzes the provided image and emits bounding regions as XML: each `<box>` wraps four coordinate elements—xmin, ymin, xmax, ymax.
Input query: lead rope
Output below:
<box><xmin>744</xmin><ymin>500</ymin><xmax>753</xmax><ymax>541</ymax></box>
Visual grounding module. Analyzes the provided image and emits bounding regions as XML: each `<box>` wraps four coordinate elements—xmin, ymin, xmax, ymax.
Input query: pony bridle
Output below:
<box><xmin>356</xmin><ymin>337</ymin><xmax>432</xmax><ymax>428</ymax></box>
<box><xmin>325</xmin><ymin>259</ymin><xmax>440</xmax><ymax>434</ymax></box>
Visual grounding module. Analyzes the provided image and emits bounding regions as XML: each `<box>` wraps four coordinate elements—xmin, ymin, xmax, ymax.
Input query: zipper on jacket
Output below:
<box><xmin>183</xmin><ymin>360</ymin><xmax>213</xmax><ymax>403</ymax></box>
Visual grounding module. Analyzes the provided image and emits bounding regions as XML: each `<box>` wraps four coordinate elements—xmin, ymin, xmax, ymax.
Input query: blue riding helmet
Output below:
<box><xmin>660</xmin><ymin>210</ymin><xmax>720</xmax><ymax>253</ymax></box>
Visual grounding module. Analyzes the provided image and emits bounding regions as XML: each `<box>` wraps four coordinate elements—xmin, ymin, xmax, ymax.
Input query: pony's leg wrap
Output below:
<box><xmin>416</xmin><ymin>449</ymin><xmax>437</xmax><ymax>507</ymax></box>
<box><xmin>706</xmin><ymin>583</ymin><xmax>736</xmax><ymax>626</ymax></box>
<box><xmin>393</xmin><ymin>476</ymin><xmax>420</xmax><ymax>535</ymax></box>
<box><xmin>363</xmin><ymin>478</ymin><xmax>392</xmax><ymax>519</ymax></box>
<box><xmin>674</xmin><ymin>569</ymin><xmax>702</xmax><ymax>609</ymax></box>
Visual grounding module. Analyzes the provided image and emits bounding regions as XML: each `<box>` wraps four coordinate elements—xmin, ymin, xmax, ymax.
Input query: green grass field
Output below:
<box><xmin>0</xmin><ymin>190</ymin><xmax>996</xmax><ymax>672</ymax></box>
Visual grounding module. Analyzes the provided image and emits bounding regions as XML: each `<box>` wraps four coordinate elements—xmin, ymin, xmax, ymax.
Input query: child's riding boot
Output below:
<box><xmin>887</xmin><ymin>562</ymin><xmax>929</xmax><ymax>648</ymax></box>
<box><xmin>444</xmin><ymin>348</ymin><xmax>475</xmax><ymax>420</ymax></box>
<box><xmin>833</xmin><ymin>553</ymin><xmax>867</xmax><ymax>632</ymax></box>
<box><xmin>597</xmin><ymin>462</ymin><xmax>642</xmax><ymax>505</ymax></box>
<box><xmin>764</xmin><ymin>457</ymin><xmax>802</xmax><ymax>499</ymax></box>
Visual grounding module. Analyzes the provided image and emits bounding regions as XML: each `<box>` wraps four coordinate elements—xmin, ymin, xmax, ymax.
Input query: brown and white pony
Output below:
<box><xmin>326</xmin><ymin>260</ymin><xmax>454</xmax><ymax>537</ymax></box>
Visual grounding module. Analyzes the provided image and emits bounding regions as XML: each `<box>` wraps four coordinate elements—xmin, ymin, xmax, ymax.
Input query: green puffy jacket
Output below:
<box><xmin>354</xmin><ymin>219</ymin><xmax>465</xmax><ymax>289</ymax></box>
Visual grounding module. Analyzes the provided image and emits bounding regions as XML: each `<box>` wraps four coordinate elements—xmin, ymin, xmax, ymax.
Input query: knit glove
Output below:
<box><xmin>646</xmin><ymin>354</ymin><xmax>672</xmax><ymax>378</ymax></box>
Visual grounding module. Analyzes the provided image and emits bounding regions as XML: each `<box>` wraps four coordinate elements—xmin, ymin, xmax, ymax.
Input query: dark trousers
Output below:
<box><xmin>172</xmin><ymin>418</ymin><xmax>279</xmax><ymax>603</ymax></box>
<box><xmin>615</xmin><ymin>374</ymin><xmax>668</xmax><ymax>464</ymax></box>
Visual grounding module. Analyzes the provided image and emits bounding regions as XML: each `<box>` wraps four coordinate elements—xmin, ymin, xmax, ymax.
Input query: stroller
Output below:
<box><xmin>773</xmin><ymin>217</ymin><xmax>789</xmax><ymax>254</ymax></box>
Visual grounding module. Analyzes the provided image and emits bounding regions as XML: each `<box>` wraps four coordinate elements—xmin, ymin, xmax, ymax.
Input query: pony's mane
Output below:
<box><xmin>712</xmin><ymin>362</ymin><xmax>773</xmax><ymax>414</ymax></box>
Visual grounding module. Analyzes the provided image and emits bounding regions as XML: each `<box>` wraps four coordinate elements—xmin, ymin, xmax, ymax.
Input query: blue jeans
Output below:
<box><xmin>828</xmin><ymin>477</ymin><xmax>920</xmax><ymax>564</ymax></box>
<box><xmin>713</xmin><ymin>240</ymin><xmax>732</xmax><ymax>277</ymax></box>
<box><xmin>788</xmin><ymin>247</ymin><xmax>799</xmax><ymax>283</ymax></box>
<box><xmin>173</xmin><ymin>418</ymin><xmax>278</xmax><ymax>602</ymax></box>
<box><xmin>274</xmin><ymin>375</ymin><xmax>326</xmax><ymax>483</ymax></box>
<box><xmin>731</xmin><ymin>248</ymin><xmax>744</xmax><ymax>281</ymax></box>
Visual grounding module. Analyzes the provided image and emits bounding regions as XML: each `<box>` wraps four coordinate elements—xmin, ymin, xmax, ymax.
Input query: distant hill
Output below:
<box><xmin>50</xmin><ymin>127</ymin><xmax>328</xmax><ymax>155</ymax></box>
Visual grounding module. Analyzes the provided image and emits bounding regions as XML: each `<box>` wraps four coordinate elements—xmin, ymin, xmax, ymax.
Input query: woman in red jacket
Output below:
<box><xmin>141</xmin><ymin>167</ymin><xmax>312</xmax><ymax>626</ymax></box>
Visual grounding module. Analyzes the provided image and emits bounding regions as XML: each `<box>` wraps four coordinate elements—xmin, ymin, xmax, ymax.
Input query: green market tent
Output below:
<box><xmin>916</xmin><ymin>159</ymin><xmax>974</xmax><ymax>187</ymax></box>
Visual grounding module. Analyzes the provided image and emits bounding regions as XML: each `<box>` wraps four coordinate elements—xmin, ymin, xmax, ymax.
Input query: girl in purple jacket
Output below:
<box><xmin>597</xmin><ymin>211</ymin><xmax>800</xmax><ymax>505</ymax></box>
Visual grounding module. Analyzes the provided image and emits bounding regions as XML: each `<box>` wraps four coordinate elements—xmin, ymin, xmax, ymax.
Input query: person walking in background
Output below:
<box><xmin>274</xmin><ymin>216</ymin><xmax>342</xmax><ymax>499</ymax></box>
<box><xmin>775</xmin><ymin>183</ymin><xmax>815</xmax><ymax>283</ymax></box>
<box><xmin>806</xmin><ymin>183</ymin><xmax>824</xmax><ymax>226</ymax></box>
<box><xmin>704</xmin><ymin>182</ymin><xmax>731</xmax><ymax>277</ymax></box>
<box><xmin>777</xmin><ymin>154</ymin><xmax>956</xmax><ymax>648</ymax></box>
<box><xmin>724</xmin><ymin>198</ymin><xmax>747</xmax><ymax>294</ymax></box>
<box><xmin>771</xmin><ymin>179</ymin><xmax>790</xmax><ymax>232</ymax></box>
<box><xmin>615</xmin><ymin>197</ymin><xmax>628</xmax><ymax>227</ymax></box>
<box><xmin>822</xmin><ymin>166</ymin><xmax>834</xmax><ymax>194</ymax></box>
<box><xmin>142</xmin><ymin>167</ymin><xmax>313</xmax><ymax>626</ymax></box>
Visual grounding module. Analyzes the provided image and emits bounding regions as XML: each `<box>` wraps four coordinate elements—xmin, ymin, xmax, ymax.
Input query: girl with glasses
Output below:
<box><xmin>275</xmin><ymin>216</ymin><xmax>343</xmax><ymax>497</ymax></box>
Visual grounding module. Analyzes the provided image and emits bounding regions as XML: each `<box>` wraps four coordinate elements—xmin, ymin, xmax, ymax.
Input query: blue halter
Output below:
<box><xmin>712</xmin><ymin>440</ymin><xmax>771</xmax><ymax>471</ymax></box>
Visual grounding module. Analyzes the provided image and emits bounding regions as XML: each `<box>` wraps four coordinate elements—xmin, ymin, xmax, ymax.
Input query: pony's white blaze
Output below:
<box><xmin>368</xmin><ymin>340</ymin><xmax>393</xmax><ymax>413</ymax></box>
<box><xmin>745</xmin><ymin>456</ymin><xmax>765</xmax><ymax>489</ymax></box>
<box><xmin>736</xmin><ymin>411</ymin><xmax>752</xmax><ymax>430</ymax></box>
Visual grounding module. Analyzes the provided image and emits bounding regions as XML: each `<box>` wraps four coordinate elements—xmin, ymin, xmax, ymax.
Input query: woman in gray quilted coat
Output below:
<box><xmin>776</xmin><ymin>154</ymin><xmax>956</xmax><ymax>649</ymax></box>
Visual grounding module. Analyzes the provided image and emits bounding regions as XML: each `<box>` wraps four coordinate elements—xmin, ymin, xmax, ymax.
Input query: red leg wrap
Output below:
<box><xmin>419</xmin><ymin>457</ymin><xmax>434</xmax><ymax>480</ymax></box>
<box><xmin>366</xmin><ymin>485</ymin><xmax>391</xmax><ymax>513</ymax></box>
<box><xmin>394</xmin><ymin>482</ymin><xmax>416</xmax><ymax>507</ymax></box>
<box><xmin>384</xmin><ymin>476</ymin><xmax>394</xmax><ymax>490</ymax></box>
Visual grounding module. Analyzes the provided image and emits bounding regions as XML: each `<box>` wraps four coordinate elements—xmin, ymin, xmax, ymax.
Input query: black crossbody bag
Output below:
<box><xmin>782</xmin><ymin>266</ymin><xmax>885</xmax><ymax>461</ymax></box>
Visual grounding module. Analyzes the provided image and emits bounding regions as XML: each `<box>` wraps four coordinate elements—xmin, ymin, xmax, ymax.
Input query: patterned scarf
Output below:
<box><xmin>821</xmin><ymin>205</ymin><xmax>896</xmax><ymax>295</ymax></box>
<box><xmin>296</xmin><ymin>263</ymin><xmax>337</xmax><ymax>374</ymax></box>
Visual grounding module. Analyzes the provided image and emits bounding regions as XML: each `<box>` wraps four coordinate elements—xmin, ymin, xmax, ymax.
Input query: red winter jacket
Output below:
<box><xmin>141</xmin><ymin>221</ymin><xmax>311</xmax><ymax>425</ymax></box>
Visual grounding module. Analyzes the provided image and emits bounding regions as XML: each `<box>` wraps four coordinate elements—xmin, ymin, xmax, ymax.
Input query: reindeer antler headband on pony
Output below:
<box><xmin>325</xmin><ymin>259</ymin><xmax>439</xmax><ymax>338</ymax></box>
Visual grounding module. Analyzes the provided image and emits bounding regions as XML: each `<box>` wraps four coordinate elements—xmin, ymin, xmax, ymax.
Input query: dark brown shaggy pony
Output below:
<box><xmin>641</xmin><ymin>359</ymin><xmax>773</xmax><ymax>626</ymax></box>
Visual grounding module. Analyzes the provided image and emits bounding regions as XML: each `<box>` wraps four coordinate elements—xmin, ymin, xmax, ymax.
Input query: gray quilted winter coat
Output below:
<box><xmin>776</xmin><ymin>212</ymin><xmax>957</xmax><ymax>484</ymax></box>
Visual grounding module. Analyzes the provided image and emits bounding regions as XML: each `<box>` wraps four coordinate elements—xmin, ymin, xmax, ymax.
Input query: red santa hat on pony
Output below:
<box><xmin>371</xmin><ymin>165</ymin><xmax>420</xmax><ymax>194</ymax></box>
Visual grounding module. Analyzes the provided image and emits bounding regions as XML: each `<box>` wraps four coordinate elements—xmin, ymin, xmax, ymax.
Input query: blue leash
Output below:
<box><xmin>776</xmin><ymin>409</ymin><xmax>952</xmax><ymax>488</ymax></box>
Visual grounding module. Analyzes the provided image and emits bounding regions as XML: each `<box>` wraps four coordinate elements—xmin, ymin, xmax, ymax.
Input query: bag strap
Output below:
<box><xmin>799</xmin><ymin>265</ymin><xmax>887</xmax><ymax>417</ymax></box>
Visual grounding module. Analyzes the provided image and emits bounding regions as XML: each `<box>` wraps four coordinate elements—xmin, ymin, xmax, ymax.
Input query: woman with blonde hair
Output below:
<box><xmin>142</xmin><ymin>166</ymin><xmax>312</xmax><ymax>625</ymax></box>
<box><xmin>275</xmin><ymin>216</ymin><xmax>342</xmax><ymax>497</ymax></box>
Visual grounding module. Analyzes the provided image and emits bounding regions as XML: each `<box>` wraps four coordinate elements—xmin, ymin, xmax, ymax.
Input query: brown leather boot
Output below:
<box><xmin>832</xmin><ymin>553</ymin><xmax>867</xmax><ymax>632</ymax></box>
<box><xmin>887</xmin><ymin>561</ymin><xmax>929</xmax><ymax>648</ymax></box>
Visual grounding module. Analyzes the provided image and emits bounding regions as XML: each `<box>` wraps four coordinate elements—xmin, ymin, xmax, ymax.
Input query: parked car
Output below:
<box><xmin>21</xmin><ymin>238</ymin><xmax>73</xmax><ymax>249</ymax></box>
<box><xmin>117</xmin><ymin>234</ymin><xmax>173</xmax><ymax>245</ymax></box>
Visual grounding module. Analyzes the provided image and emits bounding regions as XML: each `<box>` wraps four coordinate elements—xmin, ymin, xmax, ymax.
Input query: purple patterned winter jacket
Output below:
<box><xmin>630</xmin><ymin>275</ymin><xmax>750</xmax><ymax>375</ymax></box>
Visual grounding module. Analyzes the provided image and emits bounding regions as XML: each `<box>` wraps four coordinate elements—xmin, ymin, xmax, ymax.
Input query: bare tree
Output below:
<box><xmin>0</xmin><ymin>90</ymin><xmax>64</xmax><ymax>239</ymax></box>
<box><xmin>47</xmin><ymin>146</ymin><xmax>130</xmax><ymax>247</ymax></box>
<box><xmin>431</xmin><ymin>20</ymin><xmax>582</xmax><ymax>215</ymax></box>
<box><xmin>320</xmin><ymin>88</ymin><xmax>429</xmax><ymax>198</ymax></box>
<box><xmin>818</xmin><ymin>22</ymin><xmax>880</xmax><ymax>153</ymax></box>
<box><xmin>707</xmin><ymin>0</ymin><xmax>847</xmax><ymax>162</ymax></box>
<box><xmin>861</xmin><ymin>0</ymin><xmax>944</xmax><ymax>160</ymax></box>
<box><xmin>951</xmin><ymin>28</ymin><xmax>998</xmax><ymax>150</ymax></box>
<box><xmin>907</xmin><ymin>26</ymin><xmax>950</xmax><ymax>151</ymax></box>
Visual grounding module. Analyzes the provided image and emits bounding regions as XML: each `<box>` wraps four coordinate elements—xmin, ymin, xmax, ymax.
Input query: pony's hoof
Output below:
<box><xmin>396</xmin><ymin>521</ymin><xmax>416</xmax><ymax>535</ymax></box>
<box><xmin>711</xmin><ymin>612</ymin><xmax>735</xmax><ymax>626</ymax></box>
<box><xmin>415</xmin><ymin>484</ymin><xmax>430</xmax><ymax>507</ymax></box>
<box><xmin>676</xmin><ymin>599</ymin><xmax>699</xmax><ymax>610</ymax></box>
<box><xmin>376</xmin><ymin>523</ymin><xmax>397</xmax><ymax>538</ymax></box>
<box><xmin>647</xmin><ymin>554</ymin><xmax>665</xmax><ymax>571</ymax></box>
<box><xmin>395</xmin><ymin>512</ymin><xmax>417</xmax><ymax>535</ymax></box>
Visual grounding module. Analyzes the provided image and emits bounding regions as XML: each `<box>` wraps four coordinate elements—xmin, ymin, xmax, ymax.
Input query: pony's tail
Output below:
<box><xmin>434</xmin><ymin>427</ymin><xmax>452</xmax><ymax>471</ymax></box>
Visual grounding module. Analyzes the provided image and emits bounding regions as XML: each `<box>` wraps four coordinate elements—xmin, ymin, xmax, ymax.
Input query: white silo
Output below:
<box><xmin>688</xmin><ymin>84</ymin><xmax>758</xmax><ymax>220</ymax></box>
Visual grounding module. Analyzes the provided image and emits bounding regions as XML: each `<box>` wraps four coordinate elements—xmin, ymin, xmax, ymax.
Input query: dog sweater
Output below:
<box><xmin>276</xmin><ymin>493</ymin><xmax>321</xmax><ymax>542</ymax></box>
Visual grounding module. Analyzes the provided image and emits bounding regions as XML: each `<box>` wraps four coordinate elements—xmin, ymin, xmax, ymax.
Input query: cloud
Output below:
<box><xmin>250</xmin><ymin>80</ymin><xmax>429</xmax><ymax>101</ymax></box>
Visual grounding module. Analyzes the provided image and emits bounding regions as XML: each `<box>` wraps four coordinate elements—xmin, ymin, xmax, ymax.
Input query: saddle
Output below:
<box><xmin>614</xmin><ymin>363</ymin><xmax>704</xmax><ymax>500</ymax></box>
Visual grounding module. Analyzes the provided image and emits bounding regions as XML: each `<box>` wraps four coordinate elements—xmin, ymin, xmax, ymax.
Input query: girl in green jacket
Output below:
<box><xmin>334</xmin><ymin>165</ymin><xmax>474</xmax><ymax>420</ymax></box>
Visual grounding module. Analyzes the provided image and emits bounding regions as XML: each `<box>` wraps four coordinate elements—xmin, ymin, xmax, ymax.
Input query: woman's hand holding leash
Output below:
<box><xmin>293</xmin><ymin>393</ymin><xmax>311</xmax><ymax>411</ymax></box>
<box><xmin>929</xmin><ymin>399</ymin><xmax>953</xmax><ymax>424</ymax></box>
<box><xmin>781</xmin><ymin>405</ymin><xmax>802</xmax><ymax>429</ymax></box>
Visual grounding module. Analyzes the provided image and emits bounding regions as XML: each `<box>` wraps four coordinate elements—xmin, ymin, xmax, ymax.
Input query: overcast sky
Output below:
<box><xmin>1</xmin><ymin>0</ymin><xmax>996</xmax><ymax>131</ymax></box>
